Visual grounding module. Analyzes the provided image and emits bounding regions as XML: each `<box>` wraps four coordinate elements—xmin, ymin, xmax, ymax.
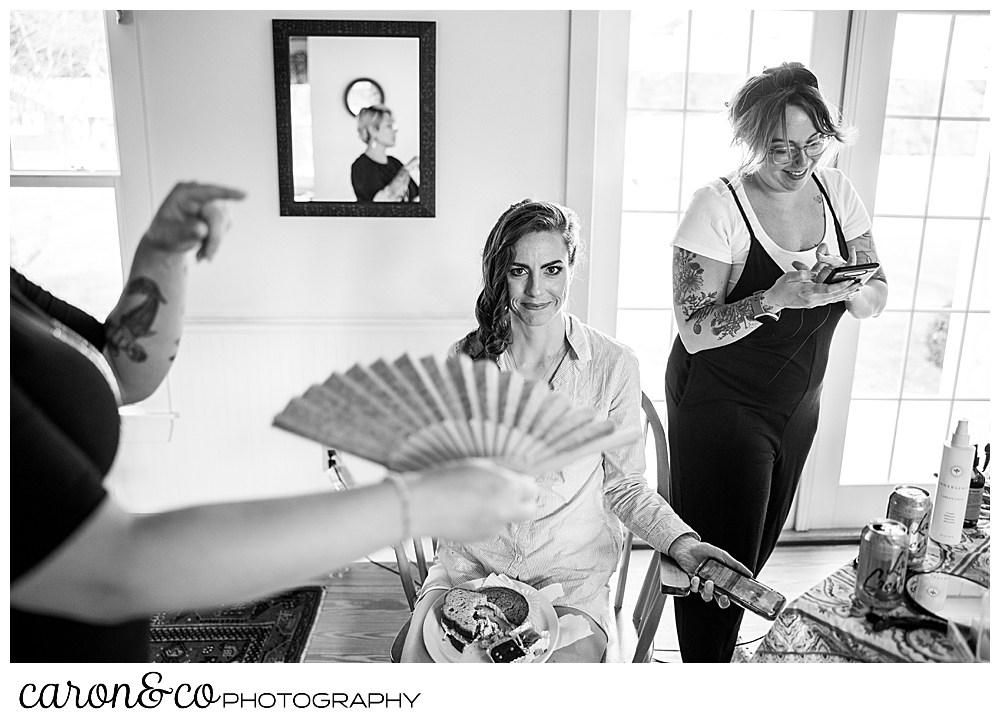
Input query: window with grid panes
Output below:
<box><xmin>616</xmin><ymin>8</ymin><xmax>817</xmax><ymax>424</ymax></box>
<box><xmin>840</xmin><ymin>11</ymin><xmax>990</xmax><ymax>488</ymax></box>
<box><xmin>9</xmin><ymin>9</ymin><xmax>123</xmax><ymax>319</ymax></box>
<box><xmin>617</xmin><ymin>9</ymin><xmax>990</xmax><ymax>503</ymax></box>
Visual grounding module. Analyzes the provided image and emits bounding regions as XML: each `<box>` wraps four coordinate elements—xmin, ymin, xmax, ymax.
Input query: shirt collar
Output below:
<box><xmin>563</xmin><ymin>313</ymin><xmax>592</xmax><ymax>364</ymax></box>
<box><xmin>496</xmin><ymin>312</ymin><xmax>592</xmax><ymax>371</ymax></box>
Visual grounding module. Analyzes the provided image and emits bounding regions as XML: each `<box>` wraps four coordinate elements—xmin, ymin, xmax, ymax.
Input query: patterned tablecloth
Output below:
<box><xmin>752</xmin><ymin>524</ymin><xmax>990</xmax><ymax>663</ymax></box>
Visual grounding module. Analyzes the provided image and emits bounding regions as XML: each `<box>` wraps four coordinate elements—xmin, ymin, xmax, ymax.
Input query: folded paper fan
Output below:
<box><xmin>273</xmin><ymin>353</ymin><xmax>641</xmax><ymax>475</ymax></box>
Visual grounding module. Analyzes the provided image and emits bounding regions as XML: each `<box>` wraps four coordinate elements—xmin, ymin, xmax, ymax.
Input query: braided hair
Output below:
<box><xmin>727</xmin><ymin>62</ymin><xmax>857</xmax><ymax>178</ymax></box>
<box><xmin>459</xmin><ymin>199</ymin><xmax>582</xmax><ymax>361</ymax></box>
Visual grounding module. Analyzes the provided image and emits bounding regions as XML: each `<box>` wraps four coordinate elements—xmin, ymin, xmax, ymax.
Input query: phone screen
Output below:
<box><xmin>824</xmin><ymin>263</ymin><xmax>880</xmax><ymax>285</ymax></box>
<box><xmin>698</xmin><ymin>559</ymin><xmax>786</xmax><ymax>619</ymax></box>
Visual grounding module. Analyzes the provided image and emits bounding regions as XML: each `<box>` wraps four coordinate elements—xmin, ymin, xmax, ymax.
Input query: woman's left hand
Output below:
<box><xmin>667</xmin><ymin>534</ymin><xmax>753</xmax><ymax>608</ymax></box>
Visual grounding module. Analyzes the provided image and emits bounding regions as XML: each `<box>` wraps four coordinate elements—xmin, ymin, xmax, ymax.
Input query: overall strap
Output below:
<box><xmin>811</xmin><ymin>173</ymin><xmax>850</xmax><ymax>260</ymax></box>
<box><xmin>721</xmin><ymin>176</ymin><xmax>756</xmax><ymax>239</ymax></box>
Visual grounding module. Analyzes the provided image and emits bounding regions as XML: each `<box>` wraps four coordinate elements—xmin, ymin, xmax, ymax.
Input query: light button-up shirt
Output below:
<box><xmin>426</xmin><ymin>314</ymin><xmax>697</xmax><ymax>633</ymax></box>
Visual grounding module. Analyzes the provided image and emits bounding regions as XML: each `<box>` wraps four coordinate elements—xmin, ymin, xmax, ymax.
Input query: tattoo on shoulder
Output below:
<box><xmin>105</xmin><ymin>276</ymin><xmax>167</xmax><ymax>363</ymax></box>
<box><xmin>674</xmin><ymin>248</ymin><xmax>718</xmax><ymax>333</ymax></box>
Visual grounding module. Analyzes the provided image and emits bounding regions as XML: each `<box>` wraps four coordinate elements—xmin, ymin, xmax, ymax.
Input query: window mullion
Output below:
<box><xmin>10</xmin><ymin>173</ymin><xmax>119</xmax><ymax>187</ymax></box>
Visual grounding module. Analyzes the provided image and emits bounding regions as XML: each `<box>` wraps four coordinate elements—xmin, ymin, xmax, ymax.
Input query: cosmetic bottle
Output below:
<box><xmin>964</xmin><ymin>445</ymin><xmax>985</xmax><ymax>528</ymax></box>
<box><xmin>929</xmin><ymin>419</ymin><xmax>975</xmax><ymax>545</ymax></box>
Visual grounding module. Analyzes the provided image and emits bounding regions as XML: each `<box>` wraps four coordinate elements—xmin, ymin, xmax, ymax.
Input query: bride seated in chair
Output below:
<box><xmin>399</xmin><ymin>199</ymin><xmax>750</xmax><ymax>663</ymax></box>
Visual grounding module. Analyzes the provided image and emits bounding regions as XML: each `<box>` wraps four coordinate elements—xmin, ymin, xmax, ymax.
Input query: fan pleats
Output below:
<box><xmin>273</xmin><ymin>354</ymin><xmax>640</xmax><ymax>474</ymax></box>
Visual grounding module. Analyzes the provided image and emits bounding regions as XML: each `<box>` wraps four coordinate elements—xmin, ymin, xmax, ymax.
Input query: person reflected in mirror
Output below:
<box><xmin>400</xmin><ymin>199</ymin><xmax>751</xmax><ymax>663</ymax></box>
<box><xmin>665</xmin><ymin>62</ymin><xmax>888</xmax><ymax>663</ymax></box>
<box><xmin>351</xmin><ymin>104</ymin><xmax>419</xmax><ymax>203</ymax></box>
<box><xmin>10</xmin><ymin>182</ymin><xmax>537</xmax><ymax>662</ymax></box>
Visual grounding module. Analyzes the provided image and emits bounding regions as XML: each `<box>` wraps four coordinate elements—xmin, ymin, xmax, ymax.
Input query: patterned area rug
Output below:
<box><xmin>149</xmin><ymin>587</ymin><xmax>323</xmax><ymax>663</ymax></box>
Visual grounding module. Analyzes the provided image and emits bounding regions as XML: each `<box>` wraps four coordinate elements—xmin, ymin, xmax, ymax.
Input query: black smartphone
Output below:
<box><xmin>695</xmin><ymin>559</ymin><xmax>786</xmax><ymax>620</ymax></box>
<box><xmin>823</xmin><ymin>261</ymin><xmax>880</xmax><ymax>285</ymax></box>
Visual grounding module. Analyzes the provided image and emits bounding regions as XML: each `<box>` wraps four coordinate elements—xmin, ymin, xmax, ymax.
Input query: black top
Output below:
<box><xmin>667</xmin><ymin>174</ymin><xmax>849</xmax><ymax>413</ymax></box>
<box><xmin>350</xmin><ymin>153</ymin><xmax>418</xmax><ymax>203</ymax></box>
<box><xmin>10</xmin><ymin>268</ymin><xmax>150</xmax><ymax>662</ymax></box>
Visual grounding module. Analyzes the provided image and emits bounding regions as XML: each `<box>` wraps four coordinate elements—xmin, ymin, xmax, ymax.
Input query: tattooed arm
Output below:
<box><xmin>103</xmin><ymin>183</ymin><xmax>245</xmax><ymax>404</ymax></box>
<box><xmin>672</xmin><ymin>248</ymin><xmax>768</xmax><ymax>353</ymax></box>
<box><xmin>842</xmin><ymin>230</ymin><xmax>888</xmax><ymax>320</ymax></box>
<box><xmin>673</xmin><ymin>245</ymin><xmax>862</xmax><ymax>354</ymax></box>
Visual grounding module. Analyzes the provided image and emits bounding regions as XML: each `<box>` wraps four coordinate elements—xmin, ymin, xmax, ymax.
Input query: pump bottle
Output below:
<box><xmin>929</xmin><ymin>419</ymin><xmax>975</xmax><ymax>545</ymax></box>
<box><xmin>964</xmin><ymin>445</ymin><xmax>985</xmax><ymax>528</ymax></box>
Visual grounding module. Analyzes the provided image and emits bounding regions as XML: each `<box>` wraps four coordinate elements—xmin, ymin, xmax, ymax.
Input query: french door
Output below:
<box><xmin>613</xmin><ymin>9</ymin><xmax>990</xmax><ymax>530</ymax></box>
<box><xmin>799</xmin><ymin>10</ymin><xmax>991</xmax><ymax>529</ymax></box>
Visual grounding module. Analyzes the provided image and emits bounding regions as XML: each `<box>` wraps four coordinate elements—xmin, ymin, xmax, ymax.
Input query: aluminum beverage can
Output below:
<box><xmin>856</xmin><ymin>518</ymin><xmax>909</xmax><ymax>609</ymax></box>
<box><xmin>886</xmin><ymin>485</ymin><xmax>932</xmax><ymax>569</ymax></box>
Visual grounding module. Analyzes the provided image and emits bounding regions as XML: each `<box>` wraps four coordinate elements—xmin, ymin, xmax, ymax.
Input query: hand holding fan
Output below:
<box><xmin>273</xmin><ymin>354</ymin><xmax>640</xmax><ymax>475</ymax></box>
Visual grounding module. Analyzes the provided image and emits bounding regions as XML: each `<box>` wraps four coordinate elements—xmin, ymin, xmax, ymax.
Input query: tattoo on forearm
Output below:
<box><xmin>688</xmin><ymin>296</ymin><xmax>755</xmax><ymax>338</ymax></box>
<box><xmin>105</xmin><ymin>277</ymin><xmax>166</xmax><ymax>362</ymax></box>
<box><xmin>674</xmin><ymin>249</ymin><xmax>718</xmax><ymax>331</ymax></box>
<box><xmin>709</xmin><ymin>297</ymin><xmax>755</xmax><ymax>339</ymax></box>
<box><xmin>690</xmin><ymin>306</ymin><xmax>713</xmax><ymax>335</ymax></box>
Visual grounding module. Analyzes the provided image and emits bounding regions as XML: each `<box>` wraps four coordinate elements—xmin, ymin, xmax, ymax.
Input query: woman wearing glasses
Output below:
<box><xmin>665</xmin><ymin>62</ymin><xmax>887</xmax><ymax>662</ymax></box>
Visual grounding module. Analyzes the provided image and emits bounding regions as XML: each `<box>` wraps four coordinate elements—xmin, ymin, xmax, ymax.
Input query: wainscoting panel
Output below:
<box><xmin>108</xmin><ymin>317</ymin><xmax>473</xmax><ymax>513</ymax></box>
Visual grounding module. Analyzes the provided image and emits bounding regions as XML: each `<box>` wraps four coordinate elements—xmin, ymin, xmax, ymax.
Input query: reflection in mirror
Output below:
<box><xmin>273</xmin><ymin>19</ymin><xmax>435</xmax><ymax>217</ymax></box>
<box><xmin>344</xmin><ymin>78</ymin><xmax>384</xmax><ymax>117</ymax></box>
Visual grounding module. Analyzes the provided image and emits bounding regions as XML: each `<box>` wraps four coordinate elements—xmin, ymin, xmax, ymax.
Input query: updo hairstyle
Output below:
<box><xmin>727</xmin><ymin>62</ymin><xmax>857</xmax><ymax>177</ymax></box>
<box><xmin>357</xmin><ymin>104</ymin><xmax>392</xmax><ymax>145</ymax></box>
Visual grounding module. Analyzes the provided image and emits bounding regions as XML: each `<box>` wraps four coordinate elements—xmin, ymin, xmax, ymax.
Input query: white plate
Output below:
<box><xmin>422</xmin><ymin>577</ymin><xmax>560</xmax><ymax>663</ymax></box>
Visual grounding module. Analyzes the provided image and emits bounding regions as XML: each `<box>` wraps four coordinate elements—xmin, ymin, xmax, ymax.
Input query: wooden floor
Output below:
<box><xmin>302</xmin><ymin>561</ymin><xmax>412</xmax><ymax>663</ymax></box>
<box><xmin>302</xmin><ymin>543</ymin><xmax>857</xmax><ymax>663</ymax></box>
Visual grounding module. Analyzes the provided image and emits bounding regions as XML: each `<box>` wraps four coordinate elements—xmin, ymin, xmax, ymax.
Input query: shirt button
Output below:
<box><xmin>516</xmin><ymin>555</ymin><xmax>523</xmax><ymax>563</ymax></box>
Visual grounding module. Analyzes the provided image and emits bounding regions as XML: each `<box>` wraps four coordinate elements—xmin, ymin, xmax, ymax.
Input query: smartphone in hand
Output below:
<box><xmin>823</xmin><ymin>262</ymin><xmax>880</xmax><ymax>285</ymax></box>
<box><xmin>694</xmin><ymin>559</ymin><xmax>786</xmax><ymax>620</ymax></box>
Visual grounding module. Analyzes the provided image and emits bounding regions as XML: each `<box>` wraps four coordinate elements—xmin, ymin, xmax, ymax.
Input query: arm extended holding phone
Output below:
<box><xmin>660</xmin><ymin>534</ymin><xmax>782</xmax><ymax>615</ymax></box>
<box><xmin>659</xmin><ymin>554</ymin><xmax>787</xmax><ymax>620</ymax></box>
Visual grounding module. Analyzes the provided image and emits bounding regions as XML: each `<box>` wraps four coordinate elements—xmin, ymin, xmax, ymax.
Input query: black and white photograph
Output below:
<box><xmin>7</xmin><ymin>5</ymin><xmax>991</xmax><ymax>717</ymax></box>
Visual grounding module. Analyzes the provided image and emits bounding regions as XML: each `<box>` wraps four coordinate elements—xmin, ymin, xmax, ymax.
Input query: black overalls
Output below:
<box><xmin>665</xmin><ymin>174</ymin><xmax>850</xmax><ymax>663</ymax></box>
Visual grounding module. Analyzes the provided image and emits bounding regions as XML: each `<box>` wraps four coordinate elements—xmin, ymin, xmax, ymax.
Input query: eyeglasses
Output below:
<box><xmin>768</xmin><ymin>136</ymin><xmax>830</xmax><ymax>165</ymax></box>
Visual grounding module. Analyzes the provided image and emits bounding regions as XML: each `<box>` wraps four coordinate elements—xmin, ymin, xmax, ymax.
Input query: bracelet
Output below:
<box><xmin>385</xmin><ymin>473</ymin><xmax>411</xmax><ymax>540</ymax></box>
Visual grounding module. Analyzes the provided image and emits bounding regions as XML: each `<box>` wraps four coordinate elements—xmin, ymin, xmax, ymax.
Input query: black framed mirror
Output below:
<box><xmin>272</xmin><ymin>19</ymin><xmax>435</xmax><ymax>217</ymax></box>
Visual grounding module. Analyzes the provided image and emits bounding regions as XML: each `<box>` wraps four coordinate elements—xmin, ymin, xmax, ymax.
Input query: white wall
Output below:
<box><xmin>106</xmin><ymin>10</ymin><xmax>577</xmax><ymax>511</ymax></box>
<box><xmin>122</xmin><ymin>10</ymin><xmax>571</xmax><ymax>320</ymax></box>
